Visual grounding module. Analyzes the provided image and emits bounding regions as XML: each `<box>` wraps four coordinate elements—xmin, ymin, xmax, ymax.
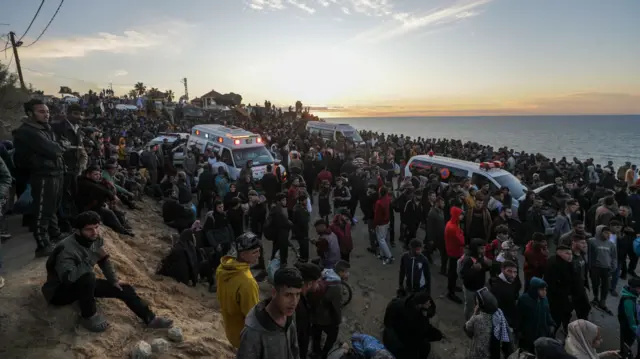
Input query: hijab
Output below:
<box><xmin>564</xmin><ymin>320</ymin><xmax>599</xmax><ymax>359</ymax></box>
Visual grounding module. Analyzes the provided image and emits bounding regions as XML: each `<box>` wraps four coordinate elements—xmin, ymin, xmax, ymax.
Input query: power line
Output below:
<box><xmin>18</xmin><ymin>0</ymin><xmax>46</xmax><ymax>42</ymax></box>
<box><xmin>24</xmin><ymin>0</ymin><xmax>64</xmax><ymax>48</ymax></box>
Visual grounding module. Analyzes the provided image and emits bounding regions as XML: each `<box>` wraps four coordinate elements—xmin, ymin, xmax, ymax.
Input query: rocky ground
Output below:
<box><xmin>0</xmin><ymin>196</ymin><xmax>628</xmax><ymax>358</ymax></box>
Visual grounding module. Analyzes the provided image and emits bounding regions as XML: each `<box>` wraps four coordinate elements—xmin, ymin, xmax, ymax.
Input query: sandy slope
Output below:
<box><xmin>0</xmin><ymin>200</ymin><xmax>235</xmax><ymax>359</ymax></box>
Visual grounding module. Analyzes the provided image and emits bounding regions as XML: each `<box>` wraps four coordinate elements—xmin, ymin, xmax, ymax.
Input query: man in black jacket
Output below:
<box><xmin>544</xmin><ymin>244</ymin><xmax>577</xmax><ymax>335</ymax></box>
<box><xmin>399</xmin><ymin>239</ymin><xmax>431</xmax><ymax>295</ymax></box>
<box><xmin>52</xmin><ymin>103</ymin><xmax>88</xmax><ymax>233</ymax></box>
<box><xmin>383</xmin><ymin>291</ymin><xmax>443</xmax><ymax>359</ymax></box>
<box><xmin>13</xmin><ymin>99</ymin><xmax>67</xmax><ymax>257</ymax></box>
<box><xmin>294</xmin><ymin>262</ymin><xmax>322</xmax><ymax>359</ymax></box>
<box><xmin>488</xmin><ymin>260</ymin><xmax>520</xmax><ymax>332</ymax></box>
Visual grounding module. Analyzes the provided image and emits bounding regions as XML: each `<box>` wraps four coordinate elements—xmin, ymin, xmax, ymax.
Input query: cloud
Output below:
<box><xmin>112</xmin><ymin>70</ymin><xmax>128</xmax><ymax>77</ymax></box>
<box><xmin>18</xmin><ymin>21</ymin><xmax>192</xmax><ymax>59</ymax></box>
<box><xmin>346</xmin><ymin>0</ymin><xmax>393</xmax><ymax>16</ymax></box>
<box><xmin>288</xmin><ymin>0</ymin><xmax>316</xmax><ymax>13</ymax></box>
<box><xmin>341</xmin><ymin>6</ymin><xmax>351</xmax><ymax>14</ymax></box>
<box><xmin>351</xmin><ymin>0</ymin><xmax>492</xmax><ymax>43</ymax></box>
<box><xmin>248</xmin><ymin>0</ymin><xmax>285</xmax><ymax>10</ymax></box>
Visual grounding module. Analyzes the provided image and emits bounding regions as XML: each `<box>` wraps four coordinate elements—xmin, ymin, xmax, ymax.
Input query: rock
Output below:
<box><xmin>130</xmin><ymin>340</ymin><xmax>152</xmax><ymax>359</ymax></box>
<box><xmin>168</xmin><ymin>327</ymin><xmax>184</xmax><ymax>342</ymax></box>
<box><xmin>151</xmin><ymin>338</ymin><xmax>170</xmax><ymax>353</ymax></box>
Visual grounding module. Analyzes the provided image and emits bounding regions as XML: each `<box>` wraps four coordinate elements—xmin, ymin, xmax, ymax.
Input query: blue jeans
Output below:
<box><xmin>611</xmin><ymin>263</ymin><xmax>621</xmax><ymax>291</ymax></box>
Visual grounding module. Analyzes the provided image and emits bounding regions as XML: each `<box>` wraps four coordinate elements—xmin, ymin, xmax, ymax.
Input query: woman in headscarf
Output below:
<box><xmin>564</xmin><ymin>319</ymin><xmax>621</xmax><ymax>359</ymax></box>
<box><xmin>464</xmin><ymin>287</ymin><xmax>513</xmax><ymax>359</ymax></box>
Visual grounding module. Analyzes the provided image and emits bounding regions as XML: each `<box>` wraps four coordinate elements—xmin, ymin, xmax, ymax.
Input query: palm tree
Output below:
<box><xmin>128</xmin><ymin>89</ymin><xmax>138</xmax><ymax>99</ymax></box>
<box><xmin>165</xmin><ymin>90</ymin><xmax>174</xmax><ymax>102</ymax></box>
<box><xmin>134</xmin><ymin>82</ymin><xmax>146</xmax><ymax>96</ymax></box>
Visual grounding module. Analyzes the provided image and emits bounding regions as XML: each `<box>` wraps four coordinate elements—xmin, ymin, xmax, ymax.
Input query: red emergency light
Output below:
<box><xmin>234</xmin><ymin>139</ymin><xmax>241</xmax><ymax>145</ymax></box>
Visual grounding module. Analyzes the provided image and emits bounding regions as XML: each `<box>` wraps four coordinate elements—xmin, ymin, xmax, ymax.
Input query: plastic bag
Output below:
<box><xmin>13</xmin><ymin>184</ymin><xmax>32</xmax><ymax>214</ymax></box>
<box><xmin>351</xmin><ymin>333</ymin><xmax>387</xmax><ymax>359</ymax></box>
<box><xmin>267</xmin><ymin>251</ymin><xmax>281</xmax><ymax>284</ymax></box>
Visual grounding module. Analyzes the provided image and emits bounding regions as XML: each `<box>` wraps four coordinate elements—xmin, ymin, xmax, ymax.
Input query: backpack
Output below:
<box><xmin>634</xmin><ymin>236</ymin><xmax>640</xmax><ymax>257</ymax></box>
<box><xmin>263</xmin><ymin>211</ymin><xmax>276</xmax><ymax>241</ymax></box>
<box><xmin>457</xmin><ymin>255</ymin><xmax>477</xmax><ymax>279</ymax></box>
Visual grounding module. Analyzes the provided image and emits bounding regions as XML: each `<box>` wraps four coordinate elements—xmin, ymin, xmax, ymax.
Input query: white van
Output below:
<box><xmin>306</xmin><ymin>121</ymin><xmax>364</xmax><ymax>145</ymax></box>
<box><xmin>187</xmin><ymin>124</ymin><xmax>284</xmax><ymax>181</ymax></box>
<box><xmin>404</xmin><ymin>153</ymin><xmax>528</xmax><ymax>215</ymax></box>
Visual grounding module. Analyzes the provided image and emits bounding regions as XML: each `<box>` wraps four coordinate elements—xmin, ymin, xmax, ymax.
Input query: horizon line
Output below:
<box><xmin>319</xmin><ymin>113</ymin><xmax>640</xmax><ymax>119</ymax></box>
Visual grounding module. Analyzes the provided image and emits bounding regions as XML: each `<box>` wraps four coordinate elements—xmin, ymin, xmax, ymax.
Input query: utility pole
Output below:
<box><xmin>9</xmin><ymin>31</ymin><xmax>26</xmax><ymax>90</ymax></box>
<box><xmin>181</xmin><ymin>77</ymin><xmax>189</xmax><ymax>100</ymax></box>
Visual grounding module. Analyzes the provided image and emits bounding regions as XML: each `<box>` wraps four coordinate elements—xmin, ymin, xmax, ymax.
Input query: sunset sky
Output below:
<box><xmin>2</xmin><ymin>0</ymin><xmax>639</xmax><ymax>117</ymax></box>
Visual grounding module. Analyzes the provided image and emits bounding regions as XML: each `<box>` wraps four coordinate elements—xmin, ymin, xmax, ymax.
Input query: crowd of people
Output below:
<box><xmin>0</xmin><ymin>96</ymin><xmax>639</xmax><ymax>359</ymax></box>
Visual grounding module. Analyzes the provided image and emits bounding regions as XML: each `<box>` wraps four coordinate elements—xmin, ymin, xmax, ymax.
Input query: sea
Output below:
<box><xmin>325</xmin><ymin>115</ymin><xmax>639</xmax><ymax>168</ymax></box>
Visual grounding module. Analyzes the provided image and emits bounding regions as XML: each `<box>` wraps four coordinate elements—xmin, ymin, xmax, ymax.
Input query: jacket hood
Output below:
<box><xmin>245</xmin><ymin>298</ymin><xmax>293</xmax><ymax>333</ymax></box>
<box><xmin>322</xmin><ymin>268</ymin><xmax>342</xmax><ymax>283</ymax></box>
<box><xmin>216</xmin><ymin>255</ymin><xmax>251</xmax><ymax>283</ymax></box>
<box><xmin>468</xmin><ymin>238</ymin><xmax>485</xmax><ymax>255</ymax></box>
<box><xmin>21</xmin><ymin>116</ymin><xmax>49</xmax><ymax>130</ymax></box>
<box><xmin>527</xmin><ymin>276</ymin><xmax>547</xmax><ymax>297</ymax></box>
<box><xmin>534</xmin><ymin>338</ymin><xmax>576</xmax><ymax>359</ymax></box>
<box><xmin>595</xmin><ymin>225</ymin><xmax>608</xmax><ymax>240</ymax></box>
<box><xmin>476</xmin><ymin>288</ymin><xmax>498</xmax><ymax>314</ymax></box>
<box><xmin>621</xmin><ymin>286</ymin><xmax>638</xmax><ymax>300</ymax></box>
<box><xmin>449</xmin><ymin>206</ymin><xmax>463</xmax><ymax>224</ymax></box>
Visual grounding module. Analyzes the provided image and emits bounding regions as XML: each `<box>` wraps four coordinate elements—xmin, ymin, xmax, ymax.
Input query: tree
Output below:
<box><xmin>128</xmin><ymin>89</ymin><xmax>138</xmax><ymax>99</ymax></box>
<box><xmin>134</xmin><ymin>82</ymin><xmax>146</xmax><ymax>96</ymax></box>
<box><xmin>295</xmin><ymin>100</ymin><xmax>303</xmax><ymax>113</ymax></box>
<box><xmin>165</xmin><ymin>90</ymin><xmax>174</xmax><ymax>102</ymax></box>
<box><xmin>71</xmin><ymin>91</ymin><xmax>81</xmax><ymax>97</ymax></box>
<box><xmin>59</xmin><ymin>86</ymin><xmax>73</xmax><ymax>95</ymax></box>
<box><xmin>147</xmin><ymin>87</ymin><xmax>163</xmax><ymax>98</ymax></box>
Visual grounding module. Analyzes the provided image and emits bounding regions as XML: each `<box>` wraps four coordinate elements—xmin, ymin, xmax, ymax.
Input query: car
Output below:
<box><xmin>405</xmin><ymin>153</ymin><xmax>528</xmax><ymax>216</ymax></box>
<box><xmin>140</xmin><ymin>133</ymin><xmax>190</xmax><ymax>167</ymax></box>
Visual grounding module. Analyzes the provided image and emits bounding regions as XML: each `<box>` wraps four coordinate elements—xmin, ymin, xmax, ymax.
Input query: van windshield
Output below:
<box><xmin>232</xmin><ymin>146</ymin><xmax>274</xmax><ymax>168</ymax></box>
<box><xmin>342</xmin><ymin>130</ymin><xmax>362</xmax><ymax>142</ymax></box>
<box><xmin>493</xmin><ymin>174</ymin><xmax>527</xmax><ymax>199</ymax></box>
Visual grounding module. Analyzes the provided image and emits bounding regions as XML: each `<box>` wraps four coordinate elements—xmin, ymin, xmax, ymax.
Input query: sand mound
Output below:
<box><xmin>0</xmin><ymin>200</ymin><xmax>236</xmax><ymax>359</ymax></box>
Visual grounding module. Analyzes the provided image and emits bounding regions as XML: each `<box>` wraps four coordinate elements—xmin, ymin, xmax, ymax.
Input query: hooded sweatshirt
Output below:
<box><xmin>588</xmin><ymin>225</ymin><xmax>617</xmax><ymax>271</ymax></box>
<box><xmin>517</xmin><ymin>277</ymin><xmax>555</xmax><ymax>347</ymax></box>
<box><xmin>237</xmin><ymin>298</ymin><xmax>300</xmax><ymax>359</ymax></box>
<box><xmin>216</xmin><ymin>256</ymin><xmax>260</xmax><ymax>348</ymax></box>
<box><xmin>618</xmin><ymin>286</ymin><xmax>639</xmax><ymax>336</ymax></box>
<box><xmin>534</xmin><ymin>338</ymin><xmax>576</xmax><ymax>359</ymax></box>
<box><xmin>445</xmin><ymin>207</ymin><xmax>465</xmax><ymax>258</ymax></box>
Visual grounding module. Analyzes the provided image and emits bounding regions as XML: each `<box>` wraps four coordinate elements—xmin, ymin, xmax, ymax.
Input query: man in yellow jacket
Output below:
<box><xmin>216</xmin><ymin>232</ymin><xmax>261</xmax><ymax>348</ymax></box>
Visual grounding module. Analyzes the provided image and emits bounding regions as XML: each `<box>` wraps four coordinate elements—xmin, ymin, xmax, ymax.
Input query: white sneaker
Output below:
<box><xmin>0</xmin><ymin>276</ymin><xmax>5</xmax><ymax>289</ymax></box>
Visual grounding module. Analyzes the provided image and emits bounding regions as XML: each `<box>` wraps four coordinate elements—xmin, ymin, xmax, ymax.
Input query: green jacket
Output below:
<box><xmin>102</xmin><ymin>170</ymin><xmax>131</xmax><ymax>196</ymax></box>
<box><xmin>41</xmin><ymin>233</ymin><xmax>118</xmax><ymax>302</ymax></box>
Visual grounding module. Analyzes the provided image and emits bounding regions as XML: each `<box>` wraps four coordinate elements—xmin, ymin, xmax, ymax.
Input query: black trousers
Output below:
<box><xmin>297</xmin><ymin>236</ymin><xmax>310</xmax><ymax>262</ymax></box>
<box><xmin>271</xmin><ymin>236</ymin><xmax>289</xmax><ymax>267</ymax></box>
<box><xmin>447</xmin><ymin>256</ymin><xmax>460</xmax><ymax>294</ymax></box>
<box><xmin>59</xmin><ymin>172</ymin><xmax>79</xmax><ymax>233</ymax></box>
<box><xmin>95</xmin><ymin>206</ymin><xmax>128</xmax><ymax>234</ymax></box>
<box><xmin>30</xmin><ymin>174</ymin><xmax>63</xmax><ymax>247</ymax></box>
<box><xmin>197</xmin><ymin>191</ymin><xmax>215</xmax><ymax>217</ymax></box>
<box><xmin>590</xmin><ymin>267</ymin><xmax>611</xmax><ymax>302</ymax></box>
<box><xmin>311</xmin><ymin>324</ymin><xmax>339</xmax><ymax>359</ymax></box>
<box><xmin>621</xmin><ymin>326</ymin><xmax>640</xmax><ymax>359</ymax></box>
<box><xmin>49</xmin><ymin>272</ymin><xmax>153</xmax><ymax>323</ymax></box>
<box><xmin>437</xmin><ymin>242</ymin><xmax>448</xmax><ymax>274</ymax></box>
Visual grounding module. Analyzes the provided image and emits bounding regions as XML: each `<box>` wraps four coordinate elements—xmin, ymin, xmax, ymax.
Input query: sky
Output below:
<box><xmin>1</xmin><ymin>0</ymin><xmax>639</xmax><ymax>117</ymax></box>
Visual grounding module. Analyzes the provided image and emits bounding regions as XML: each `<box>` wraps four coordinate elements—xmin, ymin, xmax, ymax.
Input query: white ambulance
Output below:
<box><xmin>186</xmin><ymin>124</ymin><xmax>285</xmax><ymax>181</ymax></box>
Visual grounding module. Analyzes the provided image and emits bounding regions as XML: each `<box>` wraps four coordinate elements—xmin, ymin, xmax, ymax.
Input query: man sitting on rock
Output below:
<box><xmin>41</xmin><ymin>211</ymin><xmax>173</xmax><ymax>332</ymax></box>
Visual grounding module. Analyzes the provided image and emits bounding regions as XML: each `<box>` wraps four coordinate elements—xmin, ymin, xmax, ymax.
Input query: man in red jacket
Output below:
<box><xmin>523</xmin><ymin>232</ymin><xmax>549</xmax><ymax>291</ymax></box>
<box><xmin>445</xmin><ymin>206</ymin><xmax>464</xmax><ymax>303</ymax></box>
<box><xmin>374</xmin><ymin>186</ymin><xmax>394</xmax><ymax>264</ymax></box>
